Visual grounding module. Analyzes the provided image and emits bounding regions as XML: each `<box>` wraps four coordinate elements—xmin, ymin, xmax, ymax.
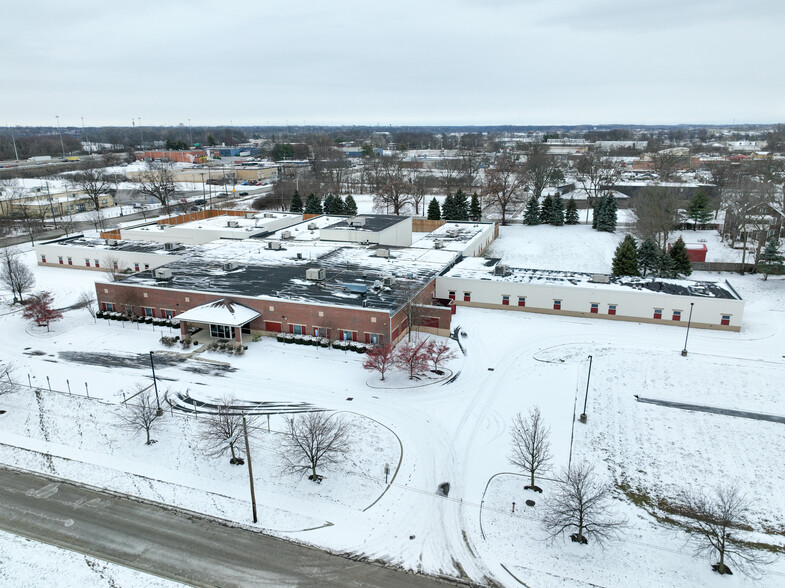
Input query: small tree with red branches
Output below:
<box><xmin>22</xmin><ymin>292</ymin><xmax>63</xmax><ymax>332</ymax></box>
<box><xmin>395</xmin><ymin>337</ymin><xmax>431</xmax><ymax>380</ymax></box>
<box><xmin>363</xmin><ymin>343</ymin><xmax>395</xmax><ymax>381</ymax></box>
<box><xmin>426</xmin><ymin>340</ymin><xmax>457</xmax><ymax>373</ymax></box>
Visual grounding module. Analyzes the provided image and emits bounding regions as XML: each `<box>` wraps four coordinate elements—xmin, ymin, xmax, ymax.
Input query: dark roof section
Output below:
<box><xmin>39</xmin><ymin>235</ymin><xmax>187</xmax><ymax>255</ymax></box>
<box><xmin>323</xmin><ymin>215</ymin><xmax>407</xmax><ymax>232</ymax></box>
<box><xmin>623</xmin><ymin>277</ymin><xmax>738</xmax><ymax>300</ymax></box>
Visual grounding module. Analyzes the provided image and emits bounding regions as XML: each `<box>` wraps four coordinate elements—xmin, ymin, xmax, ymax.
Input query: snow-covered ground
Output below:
<box><xmin>1</xmin><ymin>229</ymin><xmax>784</xmax><ymax>587</ymax></box>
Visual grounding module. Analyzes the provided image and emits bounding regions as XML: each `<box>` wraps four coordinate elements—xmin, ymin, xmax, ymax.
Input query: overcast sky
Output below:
<box><xmin>2</xmin><ymin>0</ymin><xmax>784</xmax><ymax>127</ymax></box>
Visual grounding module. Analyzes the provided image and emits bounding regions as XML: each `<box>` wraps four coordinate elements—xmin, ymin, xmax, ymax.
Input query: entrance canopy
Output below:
<box><xmin>176</xmin><ymin>298</ymin><xmax>260</xmax><ymax>327</ymax></box>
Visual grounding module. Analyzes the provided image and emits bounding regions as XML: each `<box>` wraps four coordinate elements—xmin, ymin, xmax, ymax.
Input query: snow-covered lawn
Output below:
<box><xmin>1</xmin><ymin>230</ymin><xmax>785</xmax><ymax>586</ymax></box>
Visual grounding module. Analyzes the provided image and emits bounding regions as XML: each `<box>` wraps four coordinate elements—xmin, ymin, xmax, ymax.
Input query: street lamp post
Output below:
<box><xmin>681</xmin><ymin>302</ymin><xmax>695</xmax><ymax>357</ymax></box>
<box><xmin>580</xmin><ymin>355</ymin><xmax>593</xmax><ymax>423</ymax></box>
<box><xmin>55</xmin><ymin>115</ymin><xmax>66</xmax><ymax>159</ymax></box>
<box><xmin>149</xmin><ymin>351</ymin><xmax>163</xmax><ymax>415</ymax></box>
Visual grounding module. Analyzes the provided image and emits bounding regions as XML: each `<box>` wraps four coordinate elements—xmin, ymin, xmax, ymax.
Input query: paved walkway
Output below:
<box><xmin>636</xmin><ymin>396</ymin><xmax>785</xmax><ymax>424</ymax></box>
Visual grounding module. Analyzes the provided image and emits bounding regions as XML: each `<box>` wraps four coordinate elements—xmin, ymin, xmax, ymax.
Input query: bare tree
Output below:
<box><xmin>280</xmin><ymin>411</ymin><xmax>351</xmax><ymax>482</ymax></box>
<box><xmin>509</xmin><ymin>407</ymin><xmax>552</xmax><ymax>490</ymax></box>
<box><xmin>677</xmin><ymin>485</ymin><xmax>772</xmax><ymax>578</ymax></box>
<box><xmin>630</xmin><ymin>187</ymin><xmax>683</xmax><ymax>250</ymax></box>
<box><xmin>371</xmin><ymin>155</ymin><xmax>410</xmax><ymax>215</ymax></box>
<box><xmin>576</xmin><ymin>151</ymin><xmax>621</xmax><ymax>222</ymax></box>
<box><xmin>0</xmin><ymin>247</ymin><xmax>36</xmax><ymax>304</ymax></box>
<box><xmin>200</xmin><ymin>396</ymin><xmax>257</xmax><ymax>464</ymax></box>
<box><xmin>543</xmin><ymin>462</ymin><xmax>627</xmax><ymax>545</ymax></box>
<box><xmin>117</xmin><ymin>387</ymin><xmax>163</xmax><ymax>445</ymax></box>
<box><xmin>67</xmin><ymin>167</ymin><xmax>114</xmax><ymax>212</ymax></box>
<box><xmin>77</xmin><ymin>290</ymin><xmax>97</xmax><ymax>323</ymax></box>
<box><xmin>649</xmin><ymin>150</ymin><xmax>684</xmax><ymax>182</ymax></box>
<box><xmin>482</xmin><ymin>153</ymin><xmax>526</xmax><ymax>225</ymax></box>
<box><xmin>525</xmin><ymin>143</ymin><xmax>563</xmax><ymax>201</ymax></box>
<box><xmin>0</xmin><ymin>361</ymin><xmax>14</xmax><ymax>401</ymax></box>
<box><xmin>138</xmin><ymin>161</ymin><xmax>177</xmax><ymax>216</ymax></box>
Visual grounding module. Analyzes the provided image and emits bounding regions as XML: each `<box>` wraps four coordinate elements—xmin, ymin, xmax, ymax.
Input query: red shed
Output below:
<box><xmin>685</xmin><ymin>243</ymin><xmax>707</xmax><ymax>263</ymax></box>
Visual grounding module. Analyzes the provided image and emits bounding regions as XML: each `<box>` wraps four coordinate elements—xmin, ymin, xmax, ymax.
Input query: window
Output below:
<box><xmin>94</xmin><ymin>259</ymin><xmax>100</xmax><ymax>268</ymax></box>
<box><xmin>721</xmin><ymin>314</ymin><xmax>731</xmax><ymax>326</ymax></box>
<box><xmin>58</xmin><ymin>256</ymin><xmax>63</xmax><ymax>265</ymax></box>
<box><xmin>342</xmin><ymin>330</ymin><xmax>356</xmax><ymax>341</ymax></box>
<box><xmin>67</xmin><ymin>257</ymin><xmax>73</xmax><ymax>266</ymax></box>
<box><xmin>290</xmin><ymin>324</ymin><xmax>304</xmax><ymax>335</ymax></box>
<box><xmin>143</xmin><ymin>307</ymin><xmax>155</xmax><ymax>318</ymax></box>
<box><xmin>518</xmin><ymin>296</ymin><xmax>526</xmax><ymax>307</ymax></box>
<box><xmin>85</xmin><ymin>259</ymin><xmax>90</xmax><ymax>267</ymax></box>
<box><xmin>163</xmin><ymin>309</ymin><xmax>174</xmax><ymax>319</ymax></box>
<box><xmin>314</xmin><ymin>327</ymin><xmax>330</xmax><ymax>338</ymax></box>
<box><xmin>502</xmin><ymin>295</ymin><xmax>510</xmax><ymax>306</ymax></box>
<box><xmin>210</xmin><ymin>324</ymin><xmax>234</xmax><ymax>338</ymax></box>
<box><xmin>653</xmin><ymin>309</ymin><xmax>662</xmax><ymax>320</ymax></box>
<box><xmin>103</xmin><ymin>302</ymin><xmax>114</xmax><ymax>312</ymax></box>
<box><xmin>448</xmin><ymin>290</ymin><xmax>456</xmax><ymax>301</ymax></box>
<box><xmin>553</xmin><ymin>300</ymin><xmax>562</xmax><ymax>310</ymax></box>
<box><xmin>241</xmin><ymin>324</ymin><xmax>251</xmax><ymax>335</ymax></box>
<box><xmin>113</xmin><ymin>261</ymin><xmax>119</xmax><ymax>270</ymax></box>
<box><xmin>608</xmin><ymin>304</ymin><xmax>617</xmax><ymax>316</ymax></box>
<box><xmin>366</xmin><ymin>333</ymin><xmax>382</xmax><ymax>344</ymax></box>
<box><xmin>134</xmin><ymin>263</ymin><xmax>140</xmax><ymax>272</ymax></box>
<box><xmin>463</xmin><ymin>292</ymin><xmax>471</xmax><ymax>302</ymax></box>
<box><xmin>40</xmin><ymin>255</ymin><xmax>46</xmax><ymax>263</ymax></box>
<box><xmin>590</xmin><ymin>303</ymin><xmax>599</xmax><ymax>314</ymax></box>
<box><xmin>144</xmin><ymin>264</ymin><xmax>149</xmax><ymax>270</ymax></box>
<box><xmin>672</xmin><ymin>310</ymin><xmax>681</xmax><ymax>321</ymax></box>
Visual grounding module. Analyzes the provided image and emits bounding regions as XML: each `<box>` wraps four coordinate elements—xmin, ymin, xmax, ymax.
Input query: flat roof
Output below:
<box><xmin>39</xmin><ymin>235</ymin><xmax>190</xmax><ymax>255</ymax></box>
<box><xmin>444</xmin><ymin>258</ymin><xmax>740</xmax><ymax>300</ymax></box>
<box><xmin>323</xmin><ymin>215</ymin><xmax>408</xmax><ymax>233</ymax></box>
<box><xmin>411</xmin><ymin>221</ymin><xmax>494</xmax><ymax>252</ymax></box>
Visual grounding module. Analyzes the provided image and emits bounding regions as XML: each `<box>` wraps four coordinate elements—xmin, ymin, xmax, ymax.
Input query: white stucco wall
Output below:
<box><xmin>35</xmin><ymin>243</ymin><xmax>181</xmax><ymax>273</ymax></box>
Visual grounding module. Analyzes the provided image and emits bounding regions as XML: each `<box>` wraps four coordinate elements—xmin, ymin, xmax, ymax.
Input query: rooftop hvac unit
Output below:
<box><xmin>296</xmin><ymin>252</ymin><xmax>303</xmax><ymax>260</ymax></box>
<box><xmin>153</xmin><ymin>268</ymin><xmax>173</xmax><ymax>280</ymax></box>
<box><xmin>362</xmin><ymin>300</ymin><xmax>368</xmax><ymax>307</ymax></box>
<box><xmin>446</xmin><ymin>229</ymin><xmax>459</xmax><ymax>238</ymax></box>
<box><xmin>105</xmin><ymin>239</ymin><xmax>118</xmax><ymax>246</ymax></box>
<box><xmin>226</xmin><ymin>220</ymin><xmax>239</xmax><ymax>228</ymax></box>
<box><xmin>164</xmin><ymin>241</ymin><xmax>181</xmax><ymax>251</ymax></box>
<box><xmin>263</xmin><ymin>212</ymin><xmax>274</xmax><ymax>218</ymax></box>
<box><xmin>375</xmin><ymin>248</ymin><xmax>390</xmax><ymax>258</ymax></box>
<box><xmin>590</xmin><ymin>273</ymin><xmax>611</xmax><ymax>284</ymax></box>
<box><xmin>267</xmin><ymin>241</ymin><xmax>282</xmax><ymax>250</ymax></box>
<box><xmin>433</xmin><ymin>240</ymin><xmax>444</xmax><ymax>249</ymax></box>
<box><xmin>382</xmin><ymin>276</ymin><xmax>395</xmax><ymax>287</ymax></box>
<box><xmin>494</xmin><ymin>264</ymin><xmax>509</xmax><ymax>276</ymax></box>
<box><xmin>306</xmin><ymin>268</ymin><xmax>326</xmax><ymax>281</ymax></box>
<box><xmin>349</xmin><ymin>216</ymin><xmax>366</xmax><ymax>227</ymax></box>
<box><xmin>307</xmin><ymin>222</ymin><xmax>317</xmax><ymax>230</ymax></box>
<box><xmin>281</xmin><ymin>230</ymin><xmax>293</xmax><ymax>240</ymax></box>
<box><xmin>222</xmin><ymin>261</ymin><xmax>239</xmax><ymax>271</ymax></box>
<box><xmin>244</xmin><ymin>212</ymin><xmax>256</xmax><ymax>219</ymax></box>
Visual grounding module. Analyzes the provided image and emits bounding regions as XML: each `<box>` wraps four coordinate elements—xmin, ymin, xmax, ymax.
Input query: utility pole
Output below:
<box><xmin>138</xmin><ymin>118</ymin><xmax>144</xmax><ymax>152</ymax></box>
<box><xmin>580</xmin><ymin>355</ymin><xmax>593</xmax><ymax>423</ymax></box>
<box><xmin>55</xmin><ymin>115</ymin><xmax>66</xmax><ymax>159</ymax></box>
<box><xmin>11</xmin><ymin>131</ymin><xmax>19</xmax><ymax>160</ymax></box>
<box><xmin>81</xmin><ymin>117</ymin><xmax>89</xmax><ymax>153</ymax></box>
<box><xmin>242</xmin><ymin>415</ymin><xmax>258</xmax><ymax>523</ymax></box>
<box><xmin>188</xmin><ymin>118</ymin><xmax>193</xmax><ymax>147</ymax></box>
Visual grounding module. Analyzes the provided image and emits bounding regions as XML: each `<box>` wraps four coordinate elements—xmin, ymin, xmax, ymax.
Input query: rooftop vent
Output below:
<box><xmin>375</xmin><ymin>248</ymin><xmax>390</xmax><ymax>258</ymax></box>
<box><xmin>267</xmin><ymin>241</ymin><xmax>282</xmax><ymax>250</ymax></box>
<box><xmin>226</xmin><ymin>220</ymin><xmax>239</xmax><ymax>228</ymax></box>
<box><xmin>590</xmin><ymin>273</ymin><xmax>611</xmax><ymax>284</ymax></box>
<box><xmin>263</xmin><ymin>212</ymin><xmax>274</xmax><ymax>218</ymax></box>
<box><xmin>244</xmin><ymin>212</ymin><xmax>256</xmax><ymax>219</ymax></box>
<box><xmin>163</xmin><ymin>241</ymin><xmax>181</xmax><ymax>251</ymax></box>
<box><xmin>296</xmin><ymin>252</ymin><xmax>303</xmax><ymax>260</ymax></box>
<box><xmin>349</xmin><ymin>216</ymin><xmax>366</xmax><ymax>227</ymax></box>
<box><xmin>433</xmin><ymin>240</ymin><xmax>444</xmax><ymax>249</ymax></box>
<box><xmin>382</xmin><ymin>276</ymin><xmax>395</xmax><ymax>287</ymax></box>
<box><xmin>494</xmin><ymin>264</ymin><xmax>509</xmax><ymax>276</ymax></box>
<box><xmin>306</xmin><ymin>268</ymin><xmax>326</xmax><ymax>281</ymax></box>
<box><xmin>222</xmin><ymin>261</ymin><xmax>239</xmax><ymax>271</ymax></box>
<box><xmin>153</xmin><ymin>268</ymin><xmax>173</xmax><ymax>280</ymax></box>
<box><xmin>446</xmin><ymin>229</ymin><xmax>459</xmax><ymax>238</ymax></box>
<box><xmin>307</xmin><ymin>222</ymin><xmax>318</xmax><ymax>230</ymax></box>
<box><xmin>281</xmin><ymin>230</ymin><xmax>293</xmax><ymax>240</ymax></box>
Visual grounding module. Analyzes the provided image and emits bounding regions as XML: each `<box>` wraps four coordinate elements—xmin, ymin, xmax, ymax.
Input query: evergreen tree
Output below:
<box><xmin>657</xmin><ymin>250</ymin><xmax>678</xmax><ymax>278</ymax></box>
<box><xmin>549</xmin><ymin>193</ymin><xmax>565</xmax><ymax>226</ymax></box>
<box><xmin>758</xmin><ymin>238</ymin><xmax>785</xmax><ymax>280</ymax></box>
<box><xmin>591</xmin><ymin>197</ymin><xmax>604</xmax><ymax>230</ymax></box>
<box><xmin>453</xmin><ymin>189</ymin><xmax>469</xmax><ymax>221</ymax></box>
<box><xmin>304</xmin><ymin>193</ymin><xmax>323</xmax><ymax>215</ymax></box>
<box><xmin>344</xmin><ymin>194</ymin><xmax>358</xmax><ymax>216</ymax></box>
<box><xmin>523</xmin><ymin>196</ymin><xmax>540</xmax><ymax>225</ymax></box>
<box><xmin>612</xmin><ymin>235</ymin><xmax>640</xmax><ymax>276</ymax></box>
<box><xmin>687</xmin><ymin>189</ymin><xmax>712</xmax><ymax>230</ymax></box>
<box><xmin>322</xmin><ymin>193</ymin><xmax>335</xmax><ymax>214</ymax></box>
<box><xmin>323</xmin><ymin>194</ymin><xmax>345</xmax><ymax>215</ymax></box>
<box><xmin>469</xmin><ymin>192</ymin><xmax>482</xmax><ymax>221</ymax></box>
<box><xmin>539</xmin><ymin>195</ymin><xmax>553</xmax><ymax>224</ymax></box>
<box><xmin>596</xmin><ymin>194</ymin><xmax>617</xmax><ymax>232</ymax></box>
<box><xmin>668</xmin><ymin>237</ymin><xmax>692</xmax><ymax>277</ymax></box>
<box><xmin>565</xmin><ymin>196</ymin><xmax>579</xmax><ymax>225</ymax></box>
<box><xmin>442</xmin><ymin>193</ymin><xmax>458</xmax><ymax>220</ymax></box>
<box><xmin>637</xmin><ymin>238</ymin><xmax>660</xmax><ymax>277</ymax></box>
<box><xmin>289</xmin><ymin>190</ymin><xmax>303</xmax><ymax>213</ymax></box>
<box><xmin>427</xmin><ymin>197</ymin><xmax>442</xmax><ymax>220</ymax></box>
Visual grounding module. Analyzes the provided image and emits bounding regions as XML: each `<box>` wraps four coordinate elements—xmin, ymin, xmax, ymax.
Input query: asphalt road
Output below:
<box><xmin>0</xmin><ymin>467</ymin><xmax>455</xmax><ymax>588</ymax></box>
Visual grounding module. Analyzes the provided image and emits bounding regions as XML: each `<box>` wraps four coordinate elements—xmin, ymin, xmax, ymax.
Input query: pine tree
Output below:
<box><xmin>523</xmin><ymin>196</ymin><xmax>540</xmax><ymax>225</ymax></box>
<box><xmin>442</xmin><ymin>193</ymin><xmax>457</xmax><ymax>220</ymax></box>
<box><xmin>427</xmin><ymin>197</ymin><xmax>442</xmax><ymax>220</ymax></box>
<box><xmin>304</xmin><ymin>193</ymin><xmax>323</xmax><ymax>215</ymax></box>
<box><xmin>687</xmin><ymin>189</ymin><xmax>712</xmax><ymax>230</ymax></box>
<box><xmin>758</xmin><ymin>238</ymin><xmax>784</xmax><ymax>280</ymax></box>
<box><xmin>637</xmin><ymin>239</ymin><xmax>660</xmax><ymax>277</ymax></box>
<box><xmin>469</xmin><ymin>192</ymin><xmax>482</xmax><ymax>221</ymax></box>
<box><xmin>591</xmin><ymin>197</ymin><xmax>604</xmax><ymax>230</ymax></box>
<box><xmin>539</xmin><ymin>195</ymin><xmax>553</xmax><ymax>224</ymax></box>
<box><xmin>657</xmin><ymin>251</ymin><xmax>678</xmax><ymax>278</ymax></box>
<box><xmin>549</xmin><ymin>193</ymin><xmax>565</xmax><ymax>226</ymax></box>
<box><xmin>612</xmin><ymin>235</ymin><xmax>640</xmax><ymax>276</ymax></box>
<box><xmin>344</xmin><ymin>194</ymin><xmax>358</xmax><ymax>216</ymax></box>
<box><xmin>322</xmin><ymin>193</ymin><xmax>335</xmax><ymax>214</ymax></box>
<box><xmin>565</xmin><ymin>196</ymin><xmax>579</xmax><ymax>225</ymax></box>
<box><xmin>596</xmin><ymin>194</ymin><xmax>617</xmax><ymax>232</ymax></box>
<box><xmin>323</xmin><ymin>194</ymin><xmax>344</xmax><ymax>215</ymax></box>
<box><xmin>289</xmin><ymin>190</ymin><xmax>303</xmax><ymax>213</ymax></box>
<box><xmin>453</xmin><ymin>189</ymin><xmax>469</xmax><ymax>221</ymax></box>
<box><xmin>668</xmin><ymin>237</ymin><xmax>693</xmax><ymax>277</ymax></box>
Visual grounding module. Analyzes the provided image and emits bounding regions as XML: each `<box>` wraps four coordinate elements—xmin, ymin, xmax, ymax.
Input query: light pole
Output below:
<box><xmin>188</xmin><ymin>118</ymin><xmax>193</xmax><ymax>148</ymax></box>
<box><xmin>242</xmin><ymin>414</ymin><xmax>258</xmax><ymax>523</ymax></box>
<box><xmin>149</xmin><ymin>351</ymin><xmax>163</xmax><ymax>415</ymax></box>
<box><xmin>55</xmin><ymin>115</ymin><xmax>66</xmax><ymax>159</ymax></box>
<box><xmin>580</xmin><ymin>355</ymin><xmax>593</xmax><ymax>423</ymax></box>
<box><xmin>681</xmin><ymin>302</ymin><xmax>695</xmax><ymax>357</ymax></box>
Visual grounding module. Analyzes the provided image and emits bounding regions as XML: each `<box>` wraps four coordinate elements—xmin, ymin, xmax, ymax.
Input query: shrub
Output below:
<box><xmin>180</xmin><ymin>338</ymin><xmax>192</xmax><ymax>349</ymax></box>
<box><xmin>276</xmin><ymin>333</ymin><xmax>285</xmax><ymax>343</ymax></box>
<box><xmin>320</xmin><ymin>338</ymin><xmax>330</xmax><ymax>348</ymax></box>
<box><xmin>159</xmin><ymin>335</ymin><xmax>177</xmax><ymax>347</ymax></box>
<box><xmin>253</xmin><ymin>334</ymin><xmax>263</xmax><ymax>343</ymax></box>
